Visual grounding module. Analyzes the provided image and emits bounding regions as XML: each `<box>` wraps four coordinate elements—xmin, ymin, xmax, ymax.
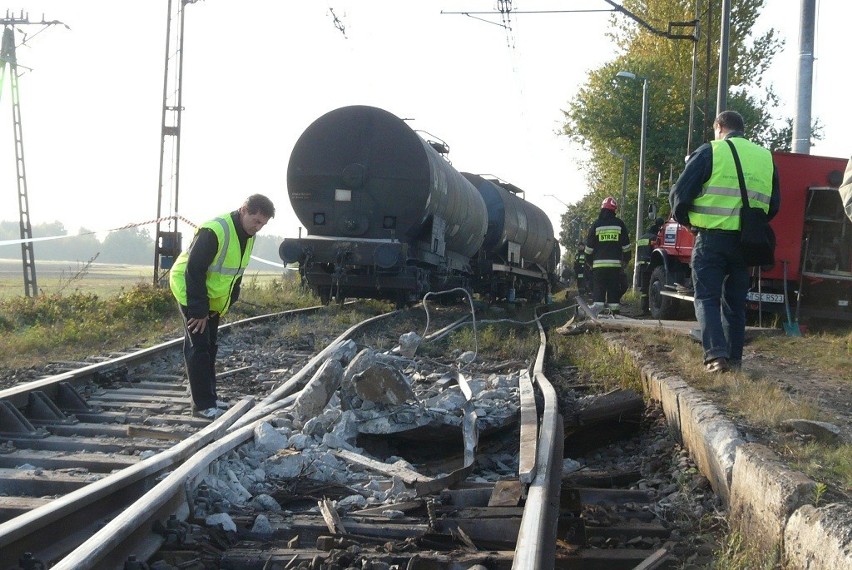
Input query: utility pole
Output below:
<box><xmin>0</xmin><ymin>11</ymin><xmax>66</xmax><ymax>297</ymax></box>
<box><xmin>153</xmin><ymin>0</ymin><xmax>202</xmax><ymax>287</ymax></box>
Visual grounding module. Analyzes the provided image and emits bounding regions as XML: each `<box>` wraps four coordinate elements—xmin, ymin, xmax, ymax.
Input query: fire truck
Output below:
<box><xmin>645</xmin><ymin>152</ymin><xmax>852</xmax><ymax>322</ymax></box>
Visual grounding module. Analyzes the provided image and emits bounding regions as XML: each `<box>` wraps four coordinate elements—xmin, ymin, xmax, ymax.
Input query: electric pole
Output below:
<box><xmin>0</xmin><ymin>11</ymin><xmax>67</xmax><ymax>297</ymax></box>
<box><xmin>153</xmin><ymin>0</ymin><xmax>202</xmax><ymax>287</ymax></box>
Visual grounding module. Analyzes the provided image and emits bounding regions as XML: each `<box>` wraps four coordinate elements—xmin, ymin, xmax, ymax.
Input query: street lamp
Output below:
<box><xmin>608</xmin><ymin>148</ymin><xmax>629</xmax><ymax>210</ymax></box>
<box><xmin>545</xmin><ymin>194</ymin><xmax>583</xmax><ymax>242</ymax></box>
<box><xmin>615</xmin><ymin>70</ymin><xmax>649</xmax><ymax>292</ymax></box>
<box><xmin>544</xmin><ymin>194</ymin><xmax>568</xmax><ymax>207</ymax></box>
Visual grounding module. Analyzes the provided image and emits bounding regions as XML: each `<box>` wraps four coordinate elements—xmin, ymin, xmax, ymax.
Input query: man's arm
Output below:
<box><xmin>184</xmin><ymin>228</ymin><xmax>218</xmax><ymax>318</ymax></box>
<box><xmin>670</xmin><ymin>144</ymin><xmax>713</xmax><ymax>226</ymax></box>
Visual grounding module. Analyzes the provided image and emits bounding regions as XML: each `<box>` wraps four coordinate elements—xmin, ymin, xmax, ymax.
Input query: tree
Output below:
<box><xmin>559</xmin><ymin>0</ymin><xmax>786</xmax><ymax>254</ymax></box>
<box><xmin>101</xmin><ymin>227</ymin><xmax>154</xmax><ymax>264</ymax></box>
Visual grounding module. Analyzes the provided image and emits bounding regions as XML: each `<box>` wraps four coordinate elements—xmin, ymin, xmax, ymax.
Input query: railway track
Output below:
<box><xmin>0</xmin><ymin>303</ymin><xmax>407</xmax><ymax>566</ymax></box>
<box><xmin>0</xmin><ymin>301</ymin><xmax>697</xmax><ymax>569</ymax></box>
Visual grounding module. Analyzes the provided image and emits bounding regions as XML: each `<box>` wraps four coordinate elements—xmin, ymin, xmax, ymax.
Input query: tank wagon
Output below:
<box><xmin>279</xmin><ymin>105</ymin><xmax>559</xmax><ymax>305</ymax></box>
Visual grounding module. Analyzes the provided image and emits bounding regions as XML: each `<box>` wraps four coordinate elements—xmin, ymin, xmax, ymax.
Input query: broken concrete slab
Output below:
<box><xmin>291</xmin><ymin>359</ymin><xmax>343</xmax><ymax>422</ymax></box>
<box><xmin>781</xmin><ymin>418</ymin><xmax>850</xmax><ymax>445</ymax></box>
<box><xmin>784</xmin><ymin>502</ymin><xmax>852</xmax><ymax>569</ymax></box>
<box><xmin>353</xmin><ymin>363</ymin><xmax>415</xmax><ymax>405</ymax></box>
<box><xmin>729</xmin><ymin>443</ymin><xmax>816</xmax><ymax>554</ymax></box>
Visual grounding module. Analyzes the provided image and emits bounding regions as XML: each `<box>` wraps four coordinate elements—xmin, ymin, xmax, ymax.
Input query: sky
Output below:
<box><xmin>1</xmin><ymin>0</ymin><xmax>850</xmax><ymax>258</ymax></box>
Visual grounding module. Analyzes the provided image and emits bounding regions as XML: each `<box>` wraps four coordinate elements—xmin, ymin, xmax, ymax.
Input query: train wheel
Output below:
<box><xmin>649</xmin><ymin>266</ymin><xmax>679</xmax><ymax>320</ymax></box>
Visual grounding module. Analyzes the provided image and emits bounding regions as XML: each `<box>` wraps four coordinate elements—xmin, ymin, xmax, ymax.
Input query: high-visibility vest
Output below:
<box><xmin>689</xmin><ymin>138</ymin><xmax>773</xmax><ymax>230</ymax></box>
<box><xmin>169</xmin><ymin>213</ymin><xmax>254</xmax><ymax>315</ymax></box>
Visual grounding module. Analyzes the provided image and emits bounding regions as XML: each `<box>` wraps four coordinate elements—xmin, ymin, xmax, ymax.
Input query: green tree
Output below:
<box><xmin>559</xmin><ymin>0</ymin><xmax>787</xmax><ymax>253</ymax></box>
<box><xmin>101</xmin><ymin>227</ymin><xmax>154</xmax><ymax>264</ymax></box>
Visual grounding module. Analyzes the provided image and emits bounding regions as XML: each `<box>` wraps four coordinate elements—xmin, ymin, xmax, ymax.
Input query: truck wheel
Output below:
<box><xmin>649</xmin><ymin>266</ymin><xmax>679</xmax><ymax>320</ymax></box>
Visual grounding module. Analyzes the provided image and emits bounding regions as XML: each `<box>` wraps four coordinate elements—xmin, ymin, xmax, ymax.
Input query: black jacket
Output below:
<box><xmin>584</xmin><ymin>209</ymin><xmax>631</xmax><ymax>269</ymax></box>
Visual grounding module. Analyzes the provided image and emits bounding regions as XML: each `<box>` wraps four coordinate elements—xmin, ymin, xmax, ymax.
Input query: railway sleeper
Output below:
<box><xmin>216</xmin><ymin>546</ymin><xmax>672</xmax><ymax>570</ymax></box>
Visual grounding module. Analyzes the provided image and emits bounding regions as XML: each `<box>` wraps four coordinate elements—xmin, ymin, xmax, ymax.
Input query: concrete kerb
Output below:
<box><xmin>603</xmin><ymin>333</ymin><xmax>852</xmax><ymax>567</ymax></box>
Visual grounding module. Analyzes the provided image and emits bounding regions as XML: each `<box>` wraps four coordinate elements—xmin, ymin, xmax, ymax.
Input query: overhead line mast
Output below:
<box><xmin>0</xmin><ymin>11</ymin><xmax>66</xmax><ymax>297</ymax></box>
<box><xmin>153</xmin><ymin>0</ymin><xmax>202</xmax><ymax>287</ymax></box>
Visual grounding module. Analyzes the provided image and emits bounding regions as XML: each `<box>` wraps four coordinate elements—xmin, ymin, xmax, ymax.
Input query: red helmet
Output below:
<box><xmin>601</xmin><ymin>197</ymin><xmax>618</xmax><ymax>211</ymax></box>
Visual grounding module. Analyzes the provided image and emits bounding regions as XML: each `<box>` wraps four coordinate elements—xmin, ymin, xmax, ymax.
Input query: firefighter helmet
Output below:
<box><xmin>601</xmin><ymin>197</ymin><xmax>618</xmax><ymax>211</ymax></box>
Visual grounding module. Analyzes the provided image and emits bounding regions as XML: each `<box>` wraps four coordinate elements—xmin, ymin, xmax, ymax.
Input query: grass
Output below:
<box><xmin>0</xmin><ymin>273</ymin><xmax>320</xmax><ymax>369</ymax></box>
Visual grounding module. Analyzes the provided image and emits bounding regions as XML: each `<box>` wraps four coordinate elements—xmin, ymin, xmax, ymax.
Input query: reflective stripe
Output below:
<box><xmin>208</xmin><ymin>218</ymin><xmax>246</xmax><ymax>277</ymax></box>
<box><xmin>593</xmin><ymin>259</ymin><xmax>622</xmax><ymax>268</ymax></box>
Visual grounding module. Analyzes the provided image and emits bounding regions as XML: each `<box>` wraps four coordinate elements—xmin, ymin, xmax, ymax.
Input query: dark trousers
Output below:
<box><xmin>592</xmin><ymin>267</ymin><xmax>624</xmax><ymax>306</ymax></box>
<box><xmin>178</xmin><ymin>304</ymin><xmax>220</xmax><ymax>410</ymax></box>
<box><xmin>691</xmin><ymin>231</ymin><xmax>749</xmax><ymax>364</ymax></box>
<box><xmin>638</xmin><ymin>262</ymin><xmax>651</xmax><ymax>312</ymax></box>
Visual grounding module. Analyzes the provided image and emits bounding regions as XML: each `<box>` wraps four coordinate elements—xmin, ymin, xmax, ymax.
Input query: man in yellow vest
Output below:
<box><xmin>670</xmin><ymin>111</ymin><xmax>780</xmax><ymax>373</ymax></box>
<box><xmin>170</xmin><ymin>194</ymin><xmax>275</xmax><ymax>418</ymax></box>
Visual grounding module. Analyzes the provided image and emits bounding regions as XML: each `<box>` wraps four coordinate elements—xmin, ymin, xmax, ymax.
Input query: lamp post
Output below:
<box><xmin>544</xmin><ymin>194</ymin><xmax>567</xmax><ymax>207</ymax></box>
<box><xmin>615</xmin><ymin>71</ymin><xmax>649</xmax><ymax>292</ymax></box>
<box><xmin>608</xmin><ymin>148</ymin><xmax>629</xmax><ymax>210</ymax></box>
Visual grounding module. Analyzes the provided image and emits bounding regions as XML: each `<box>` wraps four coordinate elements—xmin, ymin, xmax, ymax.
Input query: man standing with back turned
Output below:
<box><xmin>584</xmin><ymin>197</ymin><xmax>632</xmax><ymax>314</ymax></box>
<box><xmin>670</xmin><ymin>111</ymin><xmax>780</xmax><ymax>373</ymax></box>
<box><xmin>170</xmin><ymin>194</ymin><xmax>275</xmax><ymax>418</ymax></box>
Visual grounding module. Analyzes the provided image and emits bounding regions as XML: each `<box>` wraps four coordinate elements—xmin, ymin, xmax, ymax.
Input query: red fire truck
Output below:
<box><xmin>645</xmin><ymin>152</ymin><xmax>852</xmax><ymax>322</ymax></box>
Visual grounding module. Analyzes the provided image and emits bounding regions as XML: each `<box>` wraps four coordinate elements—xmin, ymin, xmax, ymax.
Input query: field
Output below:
<box><xmin>0</xmin><ymin>258</ymin><xmax>293</xmax><ymax>299</ymax></box>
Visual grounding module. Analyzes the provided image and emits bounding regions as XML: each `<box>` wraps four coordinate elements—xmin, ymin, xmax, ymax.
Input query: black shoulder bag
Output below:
<box><xmin>725</xmin><ymin>139</ymin><xmax>775</xmax><ymax>267</ymax></box>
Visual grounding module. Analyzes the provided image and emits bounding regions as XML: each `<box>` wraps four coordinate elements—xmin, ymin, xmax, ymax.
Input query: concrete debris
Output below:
<box><xmin>205</xmin><ymin>512</ymin><xmax>237</xmax><ymax>532</ymax></box>
<box><xmin>398</xmin><ymin>331</ymin><xmax>422</xmax><ymax>358</ymax></box>
<box><xmin>197</xmin><ymin>341</ymin><xmax>527</xmax><ymax>524</ymax></box>
<box><xmin>292</xmin><ymin>359</ymin><xmax>344</xmax><ymax>422</ymax></box>
<box><xmin>458</xmin><ymin>351</ymin><xmax>477</xmax><ymax>364</ymax></box>
<box><xmin>353</xmin><ymin>363</ymin><xmax>416</xmax><ymax>405</ymax></box>
<box><xmin>250</xmin><ymin>513</ymin><xmax>274</xmax><ymax>536</ymax></box>
<box><xmin>780</xmin><ymin>418</ymin><xmax>850</xmax><ymax>445</ymax></box>
<box><xmin>254</xmin><ymin>421</ymin><xmax>289</xmax><ymax>453</ymax></box>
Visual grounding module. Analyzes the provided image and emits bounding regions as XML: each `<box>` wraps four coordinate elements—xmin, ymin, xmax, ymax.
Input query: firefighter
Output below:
<box><xmin>573</xmin><ymin>242</ymin><xmax>589</xmax><ymax>296</ymax></box>
<box><xmin>584</xmin><ymin>197</ymin><xmax>631</xmax><ymax>314</ymax></box>
<box><xmin>637</xmin><ymin>217</ymin><xmax>665</xmax><ymax>314</ymax></box>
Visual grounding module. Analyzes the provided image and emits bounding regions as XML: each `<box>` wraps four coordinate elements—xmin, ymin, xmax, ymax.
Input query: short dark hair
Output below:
<box><xmin>714</xmin><ymin>110</ymin><xmax>744</xmax><ymax>133</ymax></box>
<box><xmin>243</xmin><ymin>194</ymin><xmax>275</xmax><ymax>218</ymax></box>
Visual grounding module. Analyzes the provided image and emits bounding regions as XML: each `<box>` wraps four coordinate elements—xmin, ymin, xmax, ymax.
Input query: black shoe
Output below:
<box><xmin>705</xmin><ymin>357</ymin><xmax>730</xmax><ymax>373</ymax></box>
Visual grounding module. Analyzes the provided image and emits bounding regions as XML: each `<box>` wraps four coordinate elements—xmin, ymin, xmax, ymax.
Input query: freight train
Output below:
<box><xmin>645</xmin><ymin>151</ymin><xmax>851</xmax><ymax>322</ymax></box>
<box><xmin>279</xmin><ymin>105</ymin><xmax>560</xmax><ymax>306</ymax></box>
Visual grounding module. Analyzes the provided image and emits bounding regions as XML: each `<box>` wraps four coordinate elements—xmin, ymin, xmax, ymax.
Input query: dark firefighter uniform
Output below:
<box><xmin>573</xmin><ymin>245</ymin><xmax>588</xmax><ymax>295</ymax></box>
<box><xmin>585</xmin><ymin>199</ymin><xmax>631</xmax><ymax>313</ymax></box>
<box><xmin>637</xmin><ymin>217</ymin><xmax>664</xmax><ymax>313</ymax></box>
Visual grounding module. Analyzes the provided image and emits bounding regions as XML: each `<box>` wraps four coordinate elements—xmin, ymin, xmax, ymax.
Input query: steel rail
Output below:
<box><xmin>0</xmin><ymin>398</ymin><xmax>253</xmax><ymax>563</ymax></box>
<box><xmin>512</xmin><ymin>309</ymin><xmax>564</xmax><ymax>570</ymax></box>
<box><xmin>0</xmin><ymin>304</ymin><xmax>326</xmax><ymax>409</ymax></box>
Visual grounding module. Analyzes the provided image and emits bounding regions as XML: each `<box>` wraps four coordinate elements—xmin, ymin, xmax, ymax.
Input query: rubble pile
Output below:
<box><xmin>194</xmin><ymin>336</ymin><xmax>528</xmax><ymax>530</ymax></box>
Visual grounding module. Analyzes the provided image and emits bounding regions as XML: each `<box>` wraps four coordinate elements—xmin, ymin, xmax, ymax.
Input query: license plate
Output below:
<box><xmin>747</xmin><ymin>292</ymin><xmax>784</xmax><ymax>303</ymax></box>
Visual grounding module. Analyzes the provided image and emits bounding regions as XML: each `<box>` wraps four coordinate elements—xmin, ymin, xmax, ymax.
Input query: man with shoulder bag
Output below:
<box><xmin>670</xmin><ymin>111</ymin><xmax>780</xmax><ymax>373</ymax></box>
